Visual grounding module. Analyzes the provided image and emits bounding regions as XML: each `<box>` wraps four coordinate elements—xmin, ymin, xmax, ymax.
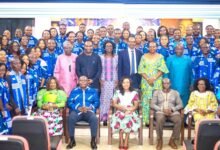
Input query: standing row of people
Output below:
<box><xmin>0</xmin><ymin>22</ymin><xmax>220</xmax><ymax>149</ymax></box>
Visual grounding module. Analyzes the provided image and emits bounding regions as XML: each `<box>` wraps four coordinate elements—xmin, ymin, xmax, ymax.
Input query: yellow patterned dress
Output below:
<box><xmin>185</xmin><ymin>90</ymin><xmax>218</xmax><ymax>123</ymax></box>
<box><xmin>138</xmin><ymin>54</ymin><xmax>169</xmax><ymax>124</ymax></box>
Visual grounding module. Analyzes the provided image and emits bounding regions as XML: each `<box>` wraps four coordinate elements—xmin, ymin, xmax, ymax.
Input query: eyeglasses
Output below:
<box><xmin>64</xmin><ymin>47</ymin><xmax>72</xmax><ymax>49</ymax></box>
<box><xmin>79</xmin><ymin>79</ymin><xmax>88</xmax><ymax>82</ymax></box>
<box><xmin>85</xmin><ymin>45</ymin><xmax>93</xmax><ymax>47</ymax></box>
<box><xmin>162</xmin><ymin>82</ymin><xmax>170</xmax><ymax>85</ymax></box>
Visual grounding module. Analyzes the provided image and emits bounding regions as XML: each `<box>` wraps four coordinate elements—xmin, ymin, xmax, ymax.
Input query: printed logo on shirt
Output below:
<box><xmin>199</xmin><ymin>61</ymin><xmax>204</xmax><ymax>66</ymax></box>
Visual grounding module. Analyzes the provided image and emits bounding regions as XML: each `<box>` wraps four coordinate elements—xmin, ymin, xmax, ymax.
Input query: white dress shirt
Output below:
<box><xmin>128</xmin><ymin>48</ymin><xmax>137</xmax><ymax>74</ymax></box>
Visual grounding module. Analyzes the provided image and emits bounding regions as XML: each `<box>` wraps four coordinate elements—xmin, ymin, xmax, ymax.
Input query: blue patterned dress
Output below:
<box><xmin>193</xmin><ymin>53</ymin><xmax>217</xmax><ymax>83</ymax></box>
<box><xmin>25</xmin><ymin>68</ymin><xmax>38</xmax><ymax>106</ymax></box>
<box><xmin>0</xmin><ymin>113</ymin><xmax>8</xmax><ymax>135</ymax></box>
<box><xmin>0</xmin><ymin>78</ymin><xmax>12</xmax><ymax>134</ymax></box>
<box><xmin>42</xmin><ymin>49</ymin><xmax>58</xmax><ymax>79</ymax></box>
<box><xmin>212</xmin><ymin>67</ymin><xmax>220</xmax><ymax>101</ymax></box>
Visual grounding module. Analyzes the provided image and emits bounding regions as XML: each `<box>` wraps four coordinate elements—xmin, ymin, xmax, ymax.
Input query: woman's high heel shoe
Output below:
<box><xmin>118</xmin><ymin>145</ymin><xmax>124</xmax><ymax>150</ymax></box>
<box><xmin>119</xmin><ymin>139</ymin><xmax>124</xmax><ymax>150</ymax></box>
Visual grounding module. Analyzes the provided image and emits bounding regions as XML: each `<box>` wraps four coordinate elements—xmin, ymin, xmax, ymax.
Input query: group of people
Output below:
<box><xmin>0</xmin><ymin>21</ymin><xmax>220</xmax><ymax>150</ymax></box>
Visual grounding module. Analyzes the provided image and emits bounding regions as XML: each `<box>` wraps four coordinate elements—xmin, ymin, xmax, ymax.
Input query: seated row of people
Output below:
<box><xmin>0</xmin><ymin>71</ymin><xmax>219</xmax><ymax>150</ymax></box>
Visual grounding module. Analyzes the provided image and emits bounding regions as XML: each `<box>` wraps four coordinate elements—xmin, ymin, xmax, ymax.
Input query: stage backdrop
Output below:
<box><xmin>51</xmin><ymin>18</ymin><xmax>202</xmax><ymax>36</ymax></box>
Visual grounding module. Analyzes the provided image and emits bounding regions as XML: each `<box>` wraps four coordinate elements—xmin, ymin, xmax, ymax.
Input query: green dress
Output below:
<box><xmin>33</xmin><ymin>89</ymin><xmax>67</xmax><ymax>136</ymax></box>
<box><xmin>138</xmin><ymin>54</ymin><xmax>169</xmax><ymax>124</ymax></box>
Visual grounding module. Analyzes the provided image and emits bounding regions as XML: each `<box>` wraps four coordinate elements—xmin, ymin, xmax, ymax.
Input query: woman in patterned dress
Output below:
<box><xmin>100</xmin><ymin>41</ymin><xmax>118</xmax><ymax>126</ymax></box>
<box><xmin>185</xmin><ymin>78</ymin><xmax>218</xmax><ymax>125</ymax></box>
<box><xmin>0</xmin><ymin>63</ymin><xmax>11</xmax><ymax>134</ymax></box>
<box><xmin>111</xmin><ymin>77</ymin><xmax>141</xmax><ymax>150</ymax></box>
<box><xmin>33</xmin><ymin>77</ymin><xmax>67</xmax><ymax>136</ymax></box>
<box><xmin>138</xmin><ymin>41</ymin><xmax>169</xmax><ymax>125</ymax></box>
<box><xmin>21</xmin><ymin>55</ymin><xmax>38</xmax><ymax>107</ymax></box>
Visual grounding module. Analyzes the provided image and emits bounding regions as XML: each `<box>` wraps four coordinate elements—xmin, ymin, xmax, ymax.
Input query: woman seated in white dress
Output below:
<box><xmin>111</xmin><ymin>77</ymin><xmax>141</xmax><ymax>150</ymax></box>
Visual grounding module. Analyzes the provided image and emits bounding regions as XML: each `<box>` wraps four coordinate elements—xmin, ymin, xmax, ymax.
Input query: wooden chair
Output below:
<box><xmin>149</xmin><ymin>109</ymin><xmax>185</xmax><ymax>145</ymax></box>
<box><xmin>107</xmin><ymin>99</ymin><xmax>143</xmax><ymax>145</ymax></box>
<box><xmin>187</xmin><ymin>112</ymin><xmax>195</xmax><ymax>140</ymax></box>
<box><xmin>63</xmin><ymin>107</ymin><xmax>100</xmax><ymax>144</ymax></box>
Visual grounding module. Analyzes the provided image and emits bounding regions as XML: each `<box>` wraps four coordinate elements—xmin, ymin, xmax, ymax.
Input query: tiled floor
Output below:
<box><xmin>61</xmin><ymin>127</ymin><xmax>191</xmax><ymax>150</ymax></box>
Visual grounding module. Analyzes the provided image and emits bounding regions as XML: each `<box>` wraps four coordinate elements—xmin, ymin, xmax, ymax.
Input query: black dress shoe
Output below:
<box><xmin>66</xmin><ymin>140</ymin><xmax>76</xmax><ymax>149</ymax></box>
<box><xmin>103</xmin><ymin>121</ymin><xmax>107</xmax><ymax>126</ymax></box>
<box><xmin>191</xmin><ymin>139</ymin><xmax>194</xmax><ymax>145</ymax></box>
<box><xmin>91</xmin><ymin>138</ymin><xmax>97</xmax><ymax>149</ymax></box>
<box><xmin>145</xmin><ymin>123</ymin><xmax>149</xmax><ymax>127</ymax></box>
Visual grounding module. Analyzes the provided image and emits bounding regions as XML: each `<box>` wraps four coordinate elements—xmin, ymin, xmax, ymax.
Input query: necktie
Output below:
<box><xmin>131</xmin><ymin>50</ymin><xmax>135</xmax><ymax>74</ymax></box>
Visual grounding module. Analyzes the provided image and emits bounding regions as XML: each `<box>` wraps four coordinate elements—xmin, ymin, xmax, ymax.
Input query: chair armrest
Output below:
<box><xmin>109</xmin><ymin>100</ymin><xmax>114</xmax><ymax>115</ymax></box>
<box><xmin>138</xmin><ymin>104</ymin><xmax>142</xmax><ymax>118</ymax></box>
<box><xmin>188</xmin><ymin>111</ymin><xmax>192</xmax><ymax>117</ymax></box>
<box><xmin>66</xmin><ymin>107</ymin><xmax>70</xmax><ymax>113</ymax></box>
<box><xmin>149</xmin><ymin>109</ymin><xmax>154</xmax><ymax>145</ymax></box>
<box><xmin>59</xmin><ymin>108</ymin><xmax>64</xmax><ymax>115</ymax></box>
<box><xmin>63</xmin><ymin>107</ymin><xmax>70</xmax><ymax>117</ymax></box>
<box><xmin>108</xmin><ymin>103</ymin><xmax>113</xmax><ymax>118</ymax></box>
<box><xmin>96</xmin><ymin>108</ymin><xmax>100</xmax><ymax>118</ymax></box>
<box><xmin>150</xmin><ymin>109</ymin><xmax>155</xmax><ymax>119</ymax></box>
<box><xmin>188</xmin><ymin>112</ymin><xmax>193</xmax><ymax>125</ymax></box>
<box><xmin>149</xmin><ymin>109</ymin><xmax>155</xmax><ymax>126</ymax></box>
<box><xmin>180</xmin><ymin>109</ymin><xmax>184</xmax><ymax>118</ymax></box>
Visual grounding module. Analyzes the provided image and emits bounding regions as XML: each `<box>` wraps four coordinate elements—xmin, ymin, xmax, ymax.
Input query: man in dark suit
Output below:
<box><xmin>118</xmin><ymin>36</ymin><xmax>143</xmax><ymax>89</ymax></box>
<box><xmin>76</xmin><ymin>40</ymin><xmax>102</xmax><ymax>90</ymax></box>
